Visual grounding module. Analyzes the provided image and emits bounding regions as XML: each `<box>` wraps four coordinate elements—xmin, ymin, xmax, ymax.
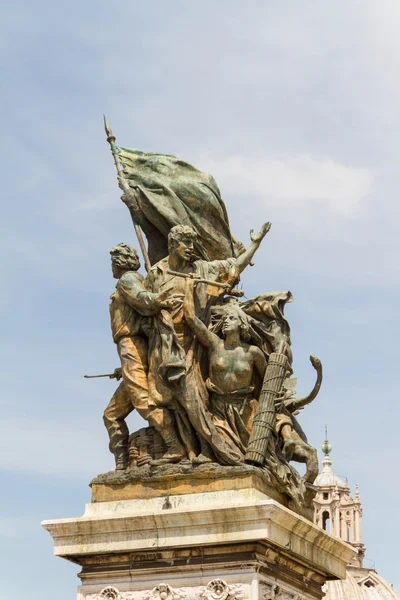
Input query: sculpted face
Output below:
<box><xmin>222</xmin><ymin>312</ymin><xmax>241</xmax><ymax>336</ymax></box>
<box><xmin>173</xmin><ymin>235</ymin><xmax>194</xmax><ymax>263</ymax></box>
<box><xmin>131</xmin><ymin>254</ymin><xmax>140</xmax><ymax>271</ymax></box>
<box><xmin>111</xmin><ymin>261</ymin><xmax>121</xmax><ymax>279</ymax></box>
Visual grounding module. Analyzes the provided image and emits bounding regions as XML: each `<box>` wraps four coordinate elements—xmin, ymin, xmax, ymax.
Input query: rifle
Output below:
<box><xmin>84</xmin><ymin>368</ymin><xmax>122</xmax><ymax>380</ymax></box>
<box><xmin>166</xmin><ymin>269</ymin><xmax>231</xmax><ymax>289</ymax></box>
<box><xmin>166</xmin><ymin>270</ymin><xmax>244</xmax><ymax>297</ymax></box>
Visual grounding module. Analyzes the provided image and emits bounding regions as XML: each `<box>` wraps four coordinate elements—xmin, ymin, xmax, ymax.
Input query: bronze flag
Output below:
<box><xmin>117</xmin><ymin>147</ymin><xmax>234</xmax><ymax>265</ymax></box>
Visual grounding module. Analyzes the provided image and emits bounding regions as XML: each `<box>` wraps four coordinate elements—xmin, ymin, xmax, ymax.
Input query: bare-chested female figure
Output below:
<box><xmin>184</xmin><ymin>280</ymin><xmax>267</xmax><ymax>454</ymax></box>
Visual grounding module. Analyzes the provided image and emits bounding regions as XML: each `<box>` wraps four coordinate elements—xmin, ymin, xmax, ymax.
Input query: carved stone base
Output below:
<box><xmin>42</xmin><ymin>487</ymin><xmax>354</xmax><ymax>600</ymax></box>
<box><xmin>90</xmin><ymin>462</ymin><xmax>316</xmax><ymax>521</ymax></box>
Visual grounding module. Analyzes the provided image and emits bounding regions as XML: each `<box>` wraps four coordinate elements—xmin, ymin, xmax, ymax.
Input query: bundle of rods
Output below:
<box><xmin>245</xmin><ymin>348</ymin><xmax>289</xmax><ymax>466</ymax></box>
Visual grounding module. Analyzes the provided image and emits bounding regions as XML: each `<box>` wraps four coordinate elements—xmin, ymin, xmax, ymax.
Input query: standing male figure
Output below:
<box><xmin>103</xmin><ymin>243</ymin><xmax>185</xmax><ymax>470</ymax></box>
<box><xmin>145</xmin><ymin>223</ymin><xmax>272</xmax><ymax>344</ymax></box>
<box><xmin>143</xmin><ymin>223</ymin><xmax>272</xmax><ymax>465</ymax></box>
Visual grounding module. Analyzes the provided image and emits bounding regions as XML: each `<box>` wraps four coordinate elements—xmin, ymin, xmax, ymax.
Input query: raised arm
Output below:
<box><xmin>236</xmin><ymin>222</ymin><xmax>271</xmax><ymax>273</ymax></box>
<box><xmin>183</xmin><ymin>279</ymin><xmax>218</xmax><ymax>348</ymax></box>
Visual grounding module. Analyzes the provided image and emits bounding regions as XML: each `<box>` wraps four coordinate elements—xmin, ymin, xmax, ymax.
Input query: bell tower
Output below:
<box><xmin>314</xmin><ymin>431</ymin><xmax>365</xmax><ymax>567</ymax></box>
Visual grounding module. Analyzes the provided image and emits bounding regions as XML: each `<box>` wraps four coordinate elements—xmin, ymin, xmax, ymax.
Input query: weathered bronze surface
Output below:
<box><xmin>92</xmin><ymin>122</ymin><xmax>323</xmax><ymax>511</ymax></box>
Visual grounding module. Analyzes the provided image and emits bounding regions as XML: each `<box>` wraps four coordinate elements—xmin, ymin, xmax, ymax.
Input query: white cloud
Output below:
<box><xmin>197</xmin><ymin>154</ymin><xmax>373</xmax><ymax>217</ymax></box>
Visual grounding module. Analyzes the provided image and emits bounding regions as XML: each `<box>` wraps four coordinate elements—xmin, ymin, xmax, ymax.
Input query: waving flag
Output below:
<box><xmin>117</xmin><ymin>147</ymin><xmax>234</xmax><ymax>265</ymax></box>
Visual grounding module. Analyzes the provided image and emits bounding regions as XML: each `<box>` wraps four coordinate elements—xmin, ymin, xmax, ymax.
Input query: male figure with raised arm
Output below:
<box><xmin>145</xmin><ymin>222</ymin><xmax>271</xmax><ymax>349</ymax></box>
<box><xmin>143</xmin><ymin>223</ymin><xmax>272</xmax><ymax>465</ymax></box>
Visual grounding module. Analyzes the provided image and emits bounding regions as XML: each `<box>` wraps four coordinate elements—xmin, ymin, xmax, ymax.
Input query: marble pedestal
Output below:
<box><xmin>42</xmin><ymin>486</ymin><xmax>355</xmax><ymax>600</ymax></box>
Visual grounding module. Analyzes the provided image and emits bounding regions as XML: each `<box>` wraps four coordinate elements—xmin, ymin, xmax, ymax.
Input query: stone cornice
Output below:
<box><xmin>42</xmin><ymin>489</ymin><xmax>354</xmax><ymax>580</ymax></box>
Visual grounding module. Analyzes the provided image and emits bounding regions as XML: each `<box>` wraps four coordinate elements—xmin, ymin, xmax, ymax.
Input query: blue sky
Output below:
<box><xmin>1</xmin><ymin>1</ymin><xmax>399</xmax><ymax>597</ymax></box>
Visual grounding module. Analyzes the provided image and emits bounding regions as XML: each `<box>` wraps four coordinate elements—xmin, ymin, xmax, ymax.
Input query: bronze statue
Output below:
<box><xmin>183</xmin><ymin>279</ymin><xmax>266</xmax><ymax>456</ymax></box>
<box><xmin>274</xmin><ymin>355</ymin><xmax>322</xmax><ymax>483</ymax></box>
<box><xmin>144</xmin><ymin>222</ymin><xmax>271</xmax><ymax>339</ymax></box>
<box><xmin>103</xmin><ymin>243</ymin><xmax>186</xmax><ymax>469</ymax></box>
<box><xmin>143</xmin><ymin>223</ymin><xmax>272</xmax><ymax>465</ymax></box>
<box><xmin>89</xmin><ymin>119</ymin><xmax>324</xmax><ymax>509</ymax></box>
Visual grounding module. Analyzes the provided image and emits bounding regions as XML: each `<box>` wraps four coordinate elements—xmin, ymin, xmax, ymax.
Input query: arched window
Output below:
<box><xmin>322</xmin><ymin>511</ymin><xmax>330</xmax><ymax>532</ymax></box>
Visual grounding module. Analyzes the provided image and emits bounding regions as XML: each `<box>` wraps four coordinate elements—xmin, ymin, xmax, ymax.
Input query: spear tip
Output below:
<box><xmin>103</xmin><ymin>114</ymin><xmax>114</xmax><ymax>141</ymax></box>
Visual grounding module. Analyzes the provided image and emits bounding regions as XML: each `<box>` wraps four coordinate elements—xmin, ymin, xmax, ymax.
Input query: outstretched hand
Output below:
<box><xmin>233</xmin><ymin>239</ymin><xmax>246</xmax><ymax>258</ymax></box>
<box><xmin>155</xmin><ymin>287</ymin><xmax>184</xmax><ymax>311</ymax></box>
<box><xmin>111</xmin><ymin>367</ymin><xmax>123</xmax><ymax>381</ymax></box>
<box><xmin>250</xmin><ymin>222</ymin><xmax>271</xmax><ymax>245</ymax></box>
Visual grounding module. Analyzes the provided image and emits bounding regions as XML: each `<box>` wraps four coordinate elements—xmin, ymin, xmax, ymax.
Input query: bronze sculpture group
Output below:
<box><xmin>92</xmin><ymin>119</ymin><xmax>323</xmax><ymax>508</ymax></box>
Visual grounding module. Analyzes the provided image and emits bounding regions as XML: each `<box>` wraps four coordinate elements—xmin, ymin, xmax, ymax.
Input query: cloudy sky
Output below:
<box><xmin>1</xmin><ymin>1</ymin><xmax>399</xmax><ymax>597</ymax></box>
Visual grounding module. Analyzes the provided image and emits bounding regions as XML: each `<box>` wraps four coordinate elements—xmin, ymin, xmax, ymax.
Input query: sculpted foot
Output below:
<box><xmin>192</xmin><ymin>437</ymin><xmax>214</xmax><ymax>464</ymax></box>
<box><xmin>152</xmin><ymin>429</ymin><xmax>186</xmax><ymax>464</ymax></box>
<box><xmin>160</xmin><ymin>450</ymin><xmax>185</xmax><ymax>463</ymax></box>
<box><xmin>151</xmin><ymin>450</ymin><xmax>185</xmax><ymax>466</ymax></box>
<box><xmin>192</xmin><ymin>453</ymin><xmax>213</xmax><ymax>465</ymax></box>
<box><xmin>160</xmin><ymin>434</ymin><xmax>186</xmax><ymax>463</ymax></box>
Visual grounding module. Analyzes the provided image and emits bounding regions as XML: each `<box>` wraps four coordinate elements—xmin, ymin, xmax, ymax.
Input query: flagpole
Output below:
<box><xmin>103</xmin><ymin>115</ymin><xmax>151</xmax><ymax>272</ymax></box>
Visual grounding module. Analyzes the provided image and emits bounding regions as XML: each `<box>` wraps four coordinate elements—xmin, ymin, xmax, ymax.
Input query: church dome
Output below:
<box><xmin>313</xmin><ymin>433</ymin><xmax>400</xmax><ymax>600</ymax></box>
<box><xmin>313</xmin><ymin>441</ymin><xmax>348</xmax><ymax>489</ymax></box>
<box><xmin>324</xmin><ymin>567</ymin><xmax>400</xmax><ymax>600</ymax></box>
<box><xmin>314</xmin><ymin>465</ymin><xmax>347</xmax><ymax>489</ymax></box>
